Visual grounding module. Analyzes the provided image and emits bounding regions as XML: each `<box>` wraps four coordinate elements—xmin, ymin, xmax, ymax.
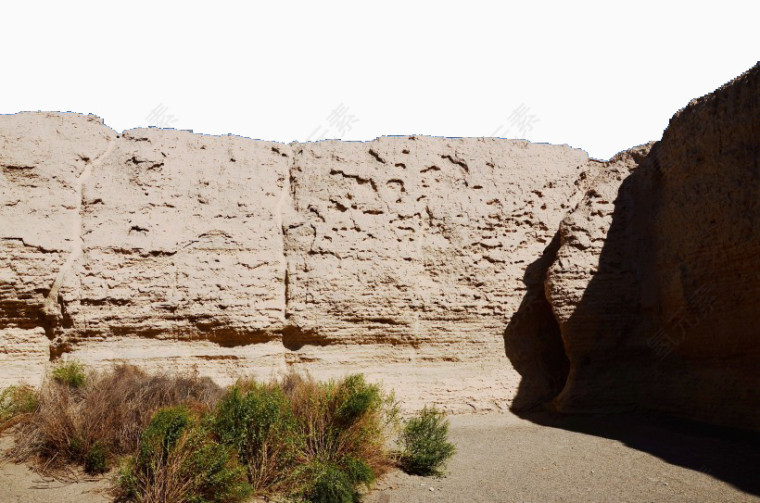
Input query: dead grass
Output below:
<box><xmin>7</xmin><ymin>364</ymin><xmax>222</xmax><ymax>473</ymax></box>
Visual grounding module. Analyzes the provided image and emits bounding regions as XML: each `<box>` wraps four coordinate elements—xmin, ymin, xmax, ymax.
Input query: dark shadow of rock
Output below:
<box><xmin>505</xmin><ymin>143</ymin><xmax>659</xmax><ymax>417</ymax></box>
<box><xmin>281</xmin><ymin>325</ymin><xmax>331</xmax><ymax>351</ymax></box>
<box><xmin>521</xmin><ymin>409</ymin><xmax>760</xmax><ymax>496</ymax></box>
<box><xmin>503</xmin><ymin>232</ymin><xmax>568</xmax><ymax>411</ymax></box>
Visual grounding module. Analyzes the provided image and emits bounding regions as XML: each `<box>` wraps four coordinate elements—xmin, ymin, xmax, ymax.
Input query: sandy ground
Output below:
<box><xmin>2</xmin><ymin>412</ymin><xmax>758</xmax><ymax>503</ymax></box>
<box><xmin>0</xmin><ymin>436</ymin><xmax>110</xmax><ymax>503</ymax></box>
<box><xmin>367</xmin><ymin>413</ymin><xmax>760</xmax><ymax>503</ymax></box>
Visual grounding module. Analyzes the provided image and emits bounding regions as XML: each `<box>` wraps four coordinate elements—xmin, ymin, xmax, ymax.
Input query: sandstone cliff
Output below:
<box><xmin>2</xmin><ymin>63</ymin><xmax>758</xmax><ymax>427</ymax></box>
<box><xmin>0</xmin><ymin>117</ymin><xmax>588</xmax><ymax>412</ymax></box>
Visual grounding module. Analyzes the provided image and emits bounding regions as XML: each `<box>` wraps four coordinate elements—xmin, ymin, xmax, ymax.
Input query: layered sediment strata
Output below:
<box><xmin>284</xmin><ymin>137</ymin><xmax>587</xmax><ymax>352</ymax></box>
<box><xmin>69</xmin><ymin>128</ymin><xmax>290</xmax><ymax>348</ymax></box>
<box><xmin>0</xmin><ymin>116</ymin><xmax>588</xmax><ymax>409</ymax></box>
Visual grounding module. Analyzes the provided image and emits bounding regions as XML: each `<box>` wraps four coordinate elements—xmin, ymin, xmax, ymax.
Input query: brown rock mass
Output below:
<box><xmin>508</xmin><ymin>63</ymin><xmax>760</xmax><ymax>430</ymax></box>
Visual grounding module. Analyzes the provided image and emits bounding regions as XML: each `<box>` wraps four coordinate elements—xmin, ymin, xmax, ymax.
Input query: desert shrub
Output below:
<box><xmin>398</xmin><ymin>406</ymin><xmax>456</xmax><ymax>476</ymax></box>
<box><xmin>343</xmin><ymin>456</ymin><xmax>375</xmax><ymax>487</ymax></box>
<box><xmin>294</xmin><ymin>457</ymin><xmax>376</xmax><ymax>503</ymax></box>
<box><xmin>0</xmin><ymin>384</ymin><xmax>39</xmax><ymax>429</ymax></box>
<box><xmin>85</xmin><ymin>440</ymin><xmax>109</xmax><ymax>474</ymax></box>
<box><xmin>52</xmin><ymin>361</ymin><xmax>87</xmax><ymax>388</ymax></box>
<box><xmin>9</xmin><ymin>364</ymin><xmax>222</xmax><ymax>472</ymax></box>
<box><xmin>77</xmin><ymin>364</ymin><xmax>221</xmax><ymax>455</ymax></box>
<box><xmin>209</xmin><ymin>373</ymin><xmax>396</xmax><ymax>500</ymax></box>
<box><xmin>138</xmin><ymin>406</ymin><xmax>192</xmax><ymax>463</ymax></box>
<box><xmin>117</xmin><ymin>406</ymin><xmax>251</xmax><ymax>503</ymax></box>
<box><xmin>285</xmin><ymin>374</ymin><xmax>397</xmax><ymax>501</ymax></box>
<box><xmin>7</xmin><ymin>365</ymin><xmax>403</xmax><ymax>503</ymax></box>
<box><xmin>210</xmin><ymin>382</ymin><xmax>300</xmax><ymax>493</ymax></box>
<box><xmin>300</xmin><ymin>461</ymin><xmax>356</xmax><ymax>503</ymax></box>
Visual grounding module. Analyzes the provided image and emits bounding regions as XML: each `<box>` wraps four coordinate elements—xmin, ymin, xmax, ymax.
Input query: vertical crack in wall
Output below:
<box><xmin>277</xmin><ymin>144</ymin><xmax>329</xmax><ymax>349</ymax></box>
<box><xmin>42</xmin><ymin>136</ymin><xmax>117</xmax><ymax>347</ymax></box>
<box><xmin>275</xmin><ymin>144</ymin><xmax>296</xmax><ymax>325</ymax></box>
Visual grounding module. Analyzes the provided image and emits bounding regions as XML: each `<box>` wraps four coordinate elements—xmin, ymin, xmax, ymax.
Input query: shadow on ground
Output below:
<box><xmin>522</xmin><ymin>410</ymin><xmax>760</xmax><ymax>496</ymax></box>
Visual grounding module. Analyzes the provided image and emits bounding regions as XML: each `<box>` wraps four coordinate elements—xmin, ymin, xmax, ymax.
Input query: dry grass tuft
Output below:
<box><xmin>8</xmin><ymin>364</ymin><xmax>222</xmax><ymax>473</ymax></box>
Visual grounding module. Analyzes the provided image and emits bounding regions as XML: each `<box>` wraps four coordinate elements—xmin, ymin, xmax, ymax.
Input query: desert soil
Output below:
<box><xmin>2</xmin><ymin>412</ymin><xmax>758</xmax><ymax>503</ymax></box>
<box><xmin>0</xmin><ymin>435</ymin><xmax>111</xmax><ymax>503</ymax></box>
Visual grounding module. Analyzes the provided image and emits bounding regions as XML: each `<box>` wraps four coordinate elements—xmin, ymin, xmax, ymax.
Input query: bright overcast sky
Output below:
<box><xmin>2</xmin><ymin>0</ymin><xmax>758</xmax><ymax>160</ymax></box>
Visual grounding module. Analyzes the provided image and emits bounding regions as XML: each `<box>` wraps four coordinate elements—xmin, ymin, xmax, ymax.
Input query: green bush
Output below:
<box><xmin>301</xmin><ymin>462</ymin><xmax>356</xmax><ymax>503</ymax></box>
<box><xmin>343</xmin><ymin>456</ymin><xmax>375</xmax><ymax>487</ymax></box>
<box><xmin>0</xmin><ymin>384</ymin><xmax>39</xmax><ymax>424</ymax></box>
<box><xmin>85</xmin><ymin>440</ymin><xmax>109</xmax><ymax>474</ymax></box>
<box><xmin>286</xmin><ymin>374</ymin><xmax>395</xmax><ymax>502</ymax></box>
<box><xmin>138</xmin><ymin>406</ymin><xmax>191</xmax><ymax>464</ymax></box>
<box><xmin>398</xmin><ymin>406</ymin><xmax>456</xmax><ymax>476</ymax></box>
<box><xmin>210</xmin><ymin>375</ymin><xmax>392</xmax><ymax>501</ymax></box>
<box><xmin>294</xmin><ymin>456</ymin><xmax>377</xmax><ymax>503</ymax></box>
<box><xmin>118</xmin><ymin>406</ymin><xmax>251</xmax><ymax>503</ymax></box>
<box><xmin>333</xmin><ymin>374</ymin><xmax>382</xmax><ymax>425</ymax></box>
<box><xmin>51</xmin><ymin>361</ymin><xmax>87</xmax><ymax>388</ymax></box>
<box><xmin>210</xmin><ymin>383</ymin><xmax>300</xmax><ymax>492</ymax></box>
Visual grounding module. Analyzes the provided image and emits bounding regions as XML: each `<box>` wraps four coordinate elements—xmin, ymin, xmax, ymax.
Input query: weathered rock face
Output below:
<box><xmin>285</xmin><ymin>138</ymin><xmax>587</xmax><ymax>351</ymax></box>
<box><xmin>637</xmin><ymin>66</ymin><xmax>760</xmax><ymax>429</ymax></box>
<box><xmin>2</xmin><ymin>63</ymin><xmax>758</xmax><ymax>427</ymax></box>
<box><xmin>0</xmin><ymin>113</ymin><xmax>114</xmax><ymax>382</ymax></box>
<box><xmin>70</xmin><ymin>129</ymin><xmax>290</xmax><ymax>347</ymax></box>
<box><xmin>0</xmin><ymin>116</ymin><xmax>588</xmax><ymax>411</ymax></box>
<box><xmin>519</xmin><ymin>63</ymin><xmax>759</xmax><ymax>430</ymax></box>
<box><xmin>543</xmin><ymin>145</ymin><xmax>655</xmax><ymax>411</ymax></box>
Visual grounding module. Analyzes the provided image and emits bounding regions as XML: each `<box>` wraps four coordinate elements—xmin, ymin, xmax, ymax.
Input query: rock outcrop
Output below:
<box><xmin>71</xmin><ymin>128</ymin><xmax>289</xmax><ymax>347</ymax></box>
<box><xmin>507</xmin><ymin>63</ymin><xmax>760</xmax><ymax>430</ymax></box>
<box><xmin>285</xmin><ymin>138</ymin><xmax>587</xmax><ymax>351</ymax></box>
<box><xmin>0</xmin><ymin>117</ymin><xmax>588</xmax><ymax>412</ymax></box>
<box><xmin>2</xmin><ymin>63</ymin><xmax>758</xmax><ymax>427</ymax></box>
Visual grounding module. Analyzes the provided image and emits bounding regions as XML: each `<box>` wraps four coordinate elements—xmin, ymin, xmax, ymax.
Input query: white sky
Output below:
<box><xmin>2</xmin><ymin>0</ymin><xmax>757</xmax><ymax>160</ymax></box>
